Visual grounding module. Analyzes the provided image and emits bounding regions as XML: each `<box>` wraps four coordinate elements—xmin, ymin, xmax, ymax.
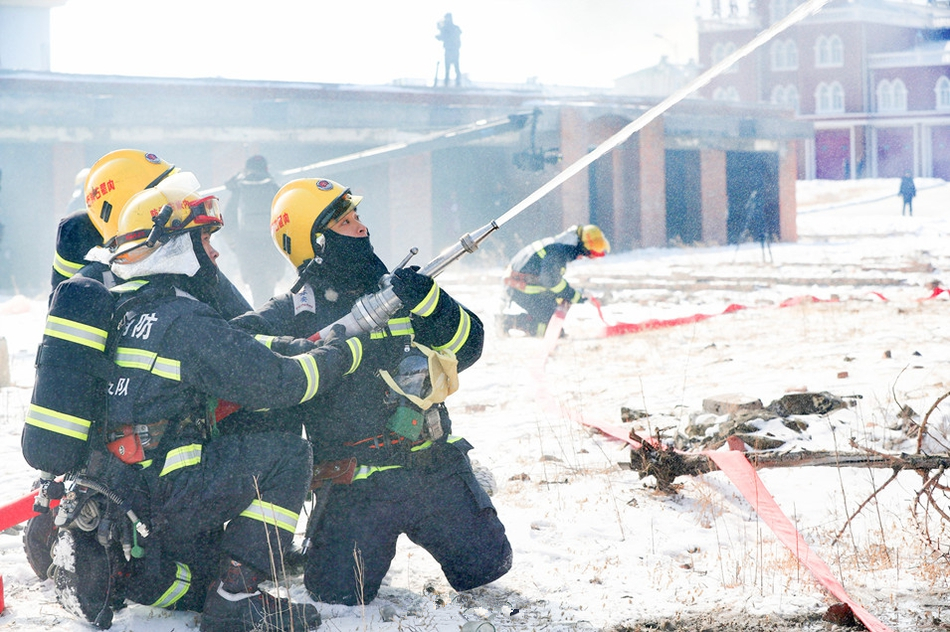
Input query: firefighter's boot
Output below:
<box><xmin>200</xmin><ymin>559</ymin><xmax>321</xmax><ymax>632</ymax></box>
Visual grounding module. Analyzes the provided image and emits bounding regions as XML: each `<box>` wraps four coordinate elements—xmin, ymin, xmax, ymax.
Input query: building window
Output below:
<box><xmin>815</xmin><ymin>81</ymin><xmax>845</xmax><ymax>113</ymax></box>
<box><xmin>935</xmin><ymin>76</ymin><xmax>950</xmax><ymax>110</ymax></box>
<box><xmin>815</xmin><ymin>35</ymin><xmax>844</xmax><ymax>68</ymax></box>
<box><xmin>713</xmin><ymin>86</ymin><xmax>740</xmax><ymax>102</ymax></box>
<box><xmin>771</xmin><ymin>0</ymin><xmax>798</xmax><ymax>23</ymax></box>
<box><xmin>770</xmin><ymin>39</ymin><xmax>799</xmax><ymax>71</ymax></box>
<box><xmin>877</xmin><ymin>79</ymin><xmax>907</xmax><ymax>113</ymax></box>
<box><xmin>771</xmin><ymin>84</ymin><xmax>800</xmax><ymax>113</ymax></box>
<box><xmin>712</xmin><ymin>41</ymin><xmax>738</xmax><ymax>72</ymax></box>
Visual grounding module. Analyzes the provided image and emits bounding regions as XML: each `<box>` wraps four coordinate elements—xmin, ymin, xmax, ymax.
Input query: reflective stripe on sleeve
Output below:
<box><xmin>550</xmin><ymin>278</ymin><xmax>568</xmax><ymax>293</ymax></box>
<box><xmin>150</xmin><ymin>562</ymin><xmax>192</xmax><ymax>608</ymax></box>
<box><xmin>239</xmin><ymin>499</ymin><xmax>299</xmax><ymax>534</ymax></box>
<box><xmin>432</xmin><ymin>305</ymin><xmax>471</xmax><ymax>355</ymax></box>
<box><xmin>160</xmin><ymin>444</ymin><xmax>203</xmax><ymax>476</ymax></box>
<box><xmin>344</xmin><ymin>338</ymin><xmax>362</xmax><ymax>375</ymax></box>
<box><xmin>386</xmin><ymin>318</ymin><xmax>413</xmax><ymax>337</ymax></box>
<box><xmin>45</xmin><ymin>315</ymin><xmax>108</xmax><ymax>351</ymax></box>
<box><xmin>115</xmin><ymin>347</ymin><xmax>157</xmax><ymax>371</ymax></box>
<box><xmin>25</xmin><ymin>403</ymin><xmax>92</xmax><ymax>441</ymax></box>
<box><xmin>52</xmin><ymin>252</ymin><xmax>84</xmax><ymax>279</ymax></box>
<box><xmin>294</xmin><ymin>353</ymin><xmax>319</xmax><ymax>403</ymax></box>
<box><xmin>254</xmin><ymin>335</ymin><xmax>276</xmax><ymax>349</ymax></box>
<box><xmin>410</xmin><ymin>283</ymin><xmax>440</xmax><ymax>317</ymax></box>
<box><xmin>114</xmin><ymin>347</ymin><xmax>181</xmax><ymax>381</ymax></box>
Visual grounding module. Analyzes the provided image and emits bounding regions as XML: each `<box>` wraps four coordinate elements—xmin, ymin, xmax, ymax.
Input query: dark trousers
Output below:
<box><xmin>126</xmin><ymin>433</ymin><xmax>312</xmax><ymax>609</ymax></box>
<box><xmin>304</xmin><ymin>444</ymin><xmax>511</xmax><ymax>604</ymax></box>
<box><xmin>507</xmin><ymin>288</ymin><xmax>558</xmax><ymax>332</ymax></box>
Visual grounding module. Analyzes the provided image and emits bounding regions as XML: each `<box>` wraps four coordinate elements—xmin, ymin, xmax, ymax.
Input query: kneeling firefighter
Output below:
<box><xmin>227</xmin><ymin>178</ymin><xmax>512</xmax><ymax>605</ymax></box>
<box><xmin>26</xmin><ymin>149</ymin><xmax>254</xmax><ymax>587</ymax></box>
<box><xmin>30</xmin><ymin>172</ymin><xmax>397</xmax><ymax>631</ymax></box>
<box><xmin>500</xmin><ymin>224</ymin><xmax>610</xmax><ymax>337</ymax></box>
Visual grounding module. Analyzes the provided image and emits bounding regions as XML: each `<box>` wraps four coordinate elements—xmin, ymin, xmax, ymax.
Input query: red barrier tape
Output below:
<box><xmin>589</xmin><ymin>288</ymin><xmax>946</xmax><ymax>338</ymax></box>
<box><xmin>534</xmin><ymin>310</ymin><xmax>894</xmax><ymax>631</ymax></box>
<box><xmin>0</xmin><ymin>489</ymin><xmax>59</xmax><ymax>533</ymax></box>
<box><xmin>706</xmin><ymin>439</ymin><xmax>893</xmax><ymax>632</ymax></box>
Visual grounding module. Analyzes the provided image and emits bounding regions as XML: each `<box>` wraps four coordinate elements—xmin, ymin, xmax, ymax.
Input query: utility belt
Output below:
<box><xmin>105</xmin><ymin>416</ymin><xmax>207</xmax><ymax>465</ymax></box>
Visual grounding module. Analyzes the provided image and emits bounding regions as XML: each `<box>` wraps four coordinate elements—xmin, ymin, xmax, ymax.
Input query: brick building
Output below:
<box><xmin>699</xmin><ymin>0</ymin><xmax>950</xmax><ymax>180</ymax></box>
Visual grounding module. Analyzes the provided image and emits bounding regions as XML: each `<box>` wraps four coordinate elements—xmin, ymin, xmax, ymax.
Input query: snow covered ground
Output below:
<box><xmin>2</xmin><ymin>177</ymin><xmax>950</xmax><ymax>631</ymax></box>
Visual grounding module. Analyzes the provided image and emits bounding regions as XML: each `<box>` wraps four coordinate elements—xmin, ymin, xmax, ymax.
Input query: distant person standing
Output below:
<box><xmin>899</xmin><ymin>173</ymin><xmax>916</xmax><ymax>216</ymax></box>
<box><xmin>740</xmin><ymin>190</ymin><xmax>772</xmax><ymax>262</ymax></box>
<box><xmin>225</xmin><ymin>155</ymin><xmax>283</xmax><ymax>306</ymax></box>
<box><xmin>436</xmin><ymin>13</ymin><xmax>462</xmax><ymax>87</ymax></box>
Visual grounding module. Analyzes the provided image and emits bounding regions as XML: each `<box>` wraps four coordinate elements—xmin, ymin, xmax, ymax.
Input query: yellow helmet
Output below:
<box><xmin>270</xmin><ymin>178</ymin><xmax>363</xmax><ymax>269</ymax></box>
<box><xmin>579</xmin><ymin>224</ymin><xmax>610</xmax><ymax>257</ymax></box>
<box><xmin>84</xmin><ymin>149</ymin><xmax>177</xmax><ymax>243</ymax></box>
<box><xmin>110</xmin><ymin>173</ymin><xmax>222</xmax><ymax>264</ymax></box>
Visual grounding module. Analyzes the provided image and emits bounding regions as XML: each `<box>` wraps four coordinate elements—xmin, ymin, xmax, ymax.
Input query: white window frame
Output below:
<box><xmin>815</xmin><ymin>81</ymin><xmax>845</xmax><ymax>113</ymax></box>
<box><xmin>935</xmin><ymin>76</ymin><xmax>950</xmax><ymax>110</ymax></box>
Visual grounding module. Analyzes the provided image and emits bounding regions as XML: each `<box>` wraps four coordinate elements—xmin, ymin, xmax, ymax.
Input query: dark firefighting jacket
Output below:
<box><xmin>504</xmin><ymin>227</ymin><xmax>584</xmax><ymax>303</ymax></box>
<box><xmin>106</xmin><ymin>276</ymin><xmax>360</xmax><ymax>454</ymax></box>
<box><xmin>229</xmin><ymin>278</ymin><xmax>483</xmax><ymax>467</ymax></box>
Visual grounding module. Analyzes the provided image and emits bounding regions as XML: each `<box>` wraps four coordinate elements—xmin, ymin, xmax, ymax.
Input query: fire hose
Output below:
<box><xmin>307</xmin><ymin>0</ymin><xmax>833</xmax><ymax>341</ymax></box>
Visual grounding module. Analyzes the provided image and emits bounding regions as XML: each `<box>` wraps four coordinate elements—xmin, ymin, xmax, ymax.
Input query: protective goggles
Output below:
<box><xmin>179</xmin><ymin>195</ymin><xmax>223</xmax><ymax>229</ymax></box>
<box><xmin>313</xmin><ymin>189</ymin><xmax>358</xmax><ymax>232</ymax></box>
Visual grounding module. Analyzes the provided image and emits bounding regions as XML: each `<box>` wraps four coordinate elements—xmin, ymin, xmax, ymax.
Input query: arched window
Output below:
<box><xmin>787</xmin><ymin>40</ymin><xmax>799</xmax><ymax>69</ymax></box>
<box><xmin>935</xmin><ymin>76</ymin><xmax>950</xmax><ymax>110</ymax></box>
<box><xmin>771</xmin><ymin>39</ymin><xmax>799</xmax><ymax>71</ymax></box>
<box><xmin>815</xmin><ymin>81</ymin><xmax>845</xmax><ymax>113</ymax></box>
<box><xmin>877</xmin><ymin>79</ymin><xmax>908</xmax><ymax>112</ymax></box>
<box><xmin>829</xmin><ymin>35</ymin><xmax>844</xmax><ymax>66</ymax></box>
<box><xmin>713</xmin><ymin>86</ymin><xmax>740</xmax><ymax>102</ymax></box>
<box><xmin>815</xmin><ymin>35</ymin><xmax>844</xmax><ymax>68</ymax></box>
<box><xmin>771</xmin><ymin>84</ymin><xmax>800</xmax><ymax>113</ymax></box>
<box><xmin>770</xmin><ymin>0</ymin><xmax>798</xmax><ymax>23</ymax></box>
<box><xmin>712</xmin><ymin>41</ymin><xmax>738</xmax><ymax>72</ymax></box>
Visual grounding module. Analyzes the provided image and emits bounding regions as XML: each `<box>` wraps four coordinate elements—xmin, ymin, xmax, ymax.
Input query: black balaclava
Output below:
<box><xmin>309</xmin><ymin>229</ymin><xmax>388</xmax><ymax>304</ymax></box>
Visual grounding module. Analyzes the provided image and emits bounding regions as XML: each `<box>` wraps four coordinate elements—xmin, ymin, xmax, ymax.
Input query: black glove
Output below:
<box><xmin>268</xmin><ymin>335</ymin><xmax>318</xmax><ymax>356</ymax></box>
<box><xmin>390</xmin><ymin>266</ymin><xmax>435</xmax><ymax>312</ymax></box>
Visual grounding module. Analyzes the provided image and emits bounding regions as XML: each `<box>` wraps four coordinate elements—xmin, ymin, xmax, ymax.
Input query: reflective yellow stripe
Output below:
<box><xmin>352</xmin><ymin>464</ymin><xmax>402</xmax><ymax>481</ymax></box>
<box><xmin>151</xmin><ymin>357</ymin><xmax>181</xmax><ymax>381</ymax></box>
<box><xmin>410</xmin><ymin>283</ymin><xmax>440</xmax><ymax>318</ymax></box>
<box><xmin>160</xmin><ymin>444</ymin><xmax>202</xmax><ymax>476</ymax></box>
<box><xmin>115</xmin><ymin>347</ymin><xmax>157</xmax><ymax>370</ymax></box>
<box><xmin>386</xmin><ymin>318</ymin><xmax>413</xmax><ymax>337</ymax></box>
<box><xmin>111</xmin><ymin>279</ymin><xmax>149</xmax><ymax>294</ymax></box>
<box><xmin>433</xmin><ymin>305</ymin><xmax>471</xmax><ymax>355</ymax></box>
<box><xmin>535</xmin><ymin>244</ymin><xmax>547</xmax><ymax>258</ymax></box>
<box><xmin>550</xmin><ymin>278</ymin><xmax>568</xmax><ymax>293</ymax></box>
<box><xmin>25</xmin><ymin>403</ymin><xmax>92</xmax><ymax>441</ymax></box>
<box><xmin>150</xmin><ymin>562</ymin><xmax>191</xmax><ymax>608</ymax></box>
<box><xmin>519</xmin><ymin>284</ymin><xmax>547</xmax><ymax>295</ymax></box>
<box><xmin>239</xmin><ymin>499</ymin><xmax>299</xmax><ymax>534</ymax></box>
<box><xmin>255</xmin><ymin>334</ymin><xmax>276</xmax><ymax>349</ymax></box>
<box><xmin>45</xmin><ymin>315</ymin><xmax>108</xmax><ymax>351</ymax></box>
<box><xmin>53</xmin><ymin>252</ymin><xmax>84</xmax><ymax>279</ymax></box>
<box><xmin>294</xmin><ymin>353</ymin><xmax>319</xmax><ymax>403</ymax></box>
<box><xmin>345</xmin><ymin>338</ymin><xmax>362</xmax><ymax>374</ymax></box>
<box><xmin>115</xmin><ymin>347</ymin><xmax>180</xmax><ymax>381</ymax></box>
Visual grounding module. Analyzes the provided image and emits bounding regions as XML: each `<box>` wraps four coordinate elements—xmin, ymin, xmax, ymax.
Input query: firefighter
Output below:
<box><xmin>500</xmin><ymin>224</ymin><xmax>610</xmax><ymax>337</ymax></box>
<box><xmin>49</xmin><ymin>148</ymin><xmax>251</xmax><ymax>317</ymax></box>
<box><xmin>25</xmin><ymin>149</ymin><xmax>253</xmax><ymax>585</ymax></box>
<box><xmin>45</xmin><ymin>175</ymin><xmax>397</xmax><ymax>632</ymax></box>
<box><xmin>228</xmin><ymin>178</ymin><xmax>512</xmax><ymax>606</ymax></box>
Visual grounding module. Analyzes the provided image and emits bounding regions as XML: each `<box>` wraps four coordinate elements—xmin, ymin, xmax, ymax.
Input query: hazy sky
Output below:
<box><xmin>49</xmin><ymin>0</ymin><xmax>704</xmax><ymax>88</ymax></box>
